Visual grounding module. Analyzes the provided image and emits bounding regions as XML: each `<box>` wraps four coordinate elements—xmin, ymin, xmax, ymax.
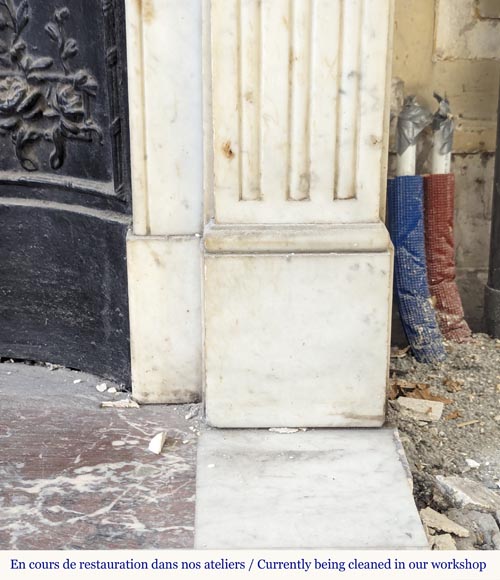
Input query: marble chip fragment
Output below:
<box><xmin>148</xmin><ymin>432</ymin><xmax>167</xmax><ymax>455</ymax></box>
<box><xmin>46</xmin><ymin>363</ymin><xmax>61</xmax><ymax>371</ymax></box>
<box><xmin>100</xmin><ymin>398</ymin><xmax>140</xmax><ymax>409</ymax></box>
<box><xmin>432</xmin><ymin>534</ymin><xmax>457</xmax><ymax>550</ymax></box>
<box><xmin>436</xmin><ymin>476</ymin><xmax>500</xmax><ymax>513</ymax></box>
<box><xmin>96</xmin><ymin>383</ymin><xmax>108</xmax><ymax>392</ymax></box>
<box><xmin>107</xmin><ymin>386</ymin><xmax>117</xmax><ymax>394</ymax></box>
<box><xmin>185</xmin><ymin>408</ymin><xmax>198</xmax><ymax>420</ymax></box>
<box><xmin>395</xmin><ymin>397</ymin><xmax>444</xmax><ymax>422</ymax></box>
<box><xmin>269</xmin><ymin>428</ymin><xmax>300</xmax><ymax>434</ymax></box>
<box><xmin>420</xmin><ymin>507</ymin><xmax>469</xmax><ymax>537</ymax></box>
<box><xmin>73</xmin><ymin>379</ymin><xmax>82</xmax><ymax>384</ymax></box>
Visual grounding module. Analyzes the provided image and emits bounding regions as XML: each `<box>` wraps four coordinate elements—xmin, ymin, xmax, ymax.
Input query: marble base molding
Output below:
<box><xmin>204</xmin><ymin>224</ymin><xmax>393</xmax><ymax>427</ymax></box>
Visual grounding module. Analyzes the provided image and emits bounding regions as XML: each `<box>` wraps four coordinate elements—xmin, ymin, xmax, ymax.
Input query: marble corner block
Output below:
<box><xmin>195</xmin><ymin>429</ymin><xmax>428</xmax><ymax>549</ymax></box>
<box><xmin>125</xmin><ymin>0</ymin><xmax>203</xmax><ymax>400</ymax></box>
<box><xmin>127</xmin><ymin>235</ymin><xmax>202</xmax><ymax>404</ymax></box>
<box><xmin>204</xmin><ymin>0</ymin><xmax>394</xmax><ymax>427</ymax></box>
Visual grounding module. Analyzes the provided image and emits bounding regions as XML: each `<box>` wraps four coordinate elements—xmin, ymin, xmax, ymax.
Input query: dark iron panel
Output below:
<box><xmin>0</xmin><ymin>0</ymin><xmax>132</xmax><ymax>384</ymax></box>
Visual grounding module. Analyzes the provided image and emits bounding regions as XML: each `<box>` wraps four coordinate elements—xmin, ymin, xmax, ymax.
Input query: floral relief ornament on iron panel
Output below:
<box><xmin>0</xmin><ymin>1</ymin><xmax>102</xmax><ymax>171</ymax></box>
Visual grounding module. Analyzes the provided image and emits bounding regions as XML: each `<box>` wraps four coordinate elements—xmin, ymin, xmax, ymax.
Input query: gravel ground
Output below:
<box><xmin>388</xmin><ymin>333</ymin><xmax>500</xmax><ymax>549</ymax></box>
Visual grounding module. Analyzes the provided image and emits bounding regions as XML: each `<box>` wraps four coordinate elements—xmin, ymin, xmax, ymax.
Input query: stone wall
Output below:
<box><xmin>392</xmin><ymin>0</ymin><xmax>500</xmax><ymax>332</ymax></box>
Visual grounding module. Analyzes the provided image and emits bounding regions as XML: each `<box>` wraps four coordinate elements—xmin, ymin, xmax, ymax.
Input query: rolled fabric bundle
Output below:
<box><xmin>424</xmin><ymin>174</ymin><xmax>472</xmax><ymax>341</ymax></box>
<box><xmin>388</xmin><ymin>175</ymin><xmax>446</xmax><ymax>363</ymax></box>
<box><xmin>396</xmin><ymin>96</ymin><xmax>433</xmax><ymax>177</ymax></box>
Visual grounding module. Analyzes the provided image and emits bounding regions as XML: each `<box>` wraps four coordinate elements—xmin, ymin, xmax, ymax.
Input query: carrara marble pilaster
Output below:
<box><xmin>125</xmin><ymin>0</ymin><xmax>203</xmax><ymax>402</ymax></box>
<box><xmin>204</xmin><ymin>0</ymin><xmax>395</xmax><ymax>427</ymax></box>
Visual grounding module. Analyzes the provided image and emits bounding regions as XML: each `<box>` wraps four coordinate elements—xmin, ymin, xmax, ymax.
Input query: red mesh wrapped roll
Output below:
<box><xmin>424</xmin><ymin>174</ymin><xmax>472</xmax><ymax>341</ymax></box>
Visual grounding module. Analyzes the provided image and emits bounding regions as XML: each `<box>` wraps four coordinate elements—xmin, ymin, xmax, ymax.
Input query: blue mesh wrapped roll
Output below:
<box><xmin>387</xmin><ymin>176</ymin><xmax>446</xmax><ymax>363</ymax></box>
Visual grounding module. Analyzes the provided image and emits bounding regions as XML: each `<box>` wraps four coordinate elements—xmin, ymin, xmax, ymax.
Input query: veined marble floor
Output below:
<box><xmin>0</xmin><ymin>363</ymin><xmax>199</xmax><ymax>550</ymax></box>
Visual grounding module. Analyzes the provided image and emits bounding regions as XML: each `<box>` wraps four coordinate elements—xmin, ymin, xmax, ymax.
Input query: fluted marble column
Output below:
<box><xmin>204</xmin><ymin>0</ymin><xmax>395</xmax><ymax>427</ymax></box>
<box><xmin>125</xmin><ymin>0</ymin><xmax>203</xmax><ymax>403</ymax></box>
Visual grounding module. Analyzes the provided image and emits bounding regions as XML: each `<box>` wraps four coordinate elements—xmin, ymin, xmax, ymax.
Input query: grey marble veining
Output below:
<box><xmin>195</xmin><ymin>428</ymin><xmax>428</xmax><ymax>549</ymax></box>
<box><xmin>0</xmin><ymin>363</ymin><xmax>199</xmax><ymax>550</ymax></box>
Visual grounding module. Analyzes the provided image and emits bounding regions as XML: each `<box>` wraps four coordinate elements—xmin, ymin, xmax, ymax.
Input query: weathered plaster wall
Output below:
<box><xmin>392</xmin><ymin>0</ymin><xmax>500</xmax><ymax>332</ymax></box>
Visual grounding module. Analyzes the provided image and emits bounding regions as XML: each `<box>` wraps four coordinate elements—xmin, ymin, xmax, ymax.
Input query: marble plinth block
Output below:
<box><xmin>195</xmin><ymin>429</ymin><xmax>428</xmax><ymax>549</ymax></box>
<box><xmin>127</xmin><ymin>235</ymin><xmax>202</xmax><ymax>403</ymax></box>
<box><xmin>204</xmin><ymin>226</ymin><xmax>393</xmax><ymax>427</ymax></box>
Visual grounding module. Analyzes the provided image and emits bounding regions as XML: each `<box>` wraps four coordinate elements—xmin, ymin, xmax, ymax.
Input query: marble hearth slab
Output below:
<box><xmin>195</xmin><ymin>428</ymin><xmax>428</xmax><ymax>550</ymax></box>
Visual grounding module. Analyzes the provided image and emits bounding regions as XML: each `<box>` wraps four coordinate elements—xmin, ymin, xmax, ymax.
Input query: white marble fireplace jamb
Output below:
<box><xmin>125</xmin><ymin>0</ymin><xmax>204</xmax><ymax>403</ymax></box>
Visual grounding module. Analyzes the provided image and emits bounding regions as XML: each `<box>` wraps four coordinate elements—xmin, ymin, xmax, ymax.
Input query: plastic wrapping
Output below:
<box><xmin>432</xmin><ymin>93</ymin><xmax>454</xmax><ymax>156</ymax></box>
<box><xmin>387</xmin><ymin>176</ymin><xmax>446</xmax><ymax>363</ymax></box>
<box><xmin>424</xmin><ymin>174</ymin><xmax>472</xmax><ymax>341</ymax></box>
<box><xmin>396</xmin><ymin>96</ymin><xmax>433</xmax><ymax>156</ymax></box>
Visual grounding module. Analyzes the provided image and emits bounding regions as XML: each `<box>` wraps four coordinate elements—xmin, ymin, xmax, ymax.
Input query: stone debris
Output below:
<box><xmin>493</xmin><ymin>532</ymin><xmax>500</xmax><ymax>550</ymax></box>
<box><xmin>391</xmin><ymin>346</ymin><xmax>411</xmax><ymax>359</ymax></box>
<box><xmin>436</xmin><ymin>476</ymin><xmax>500</xmax><ymax>513</ymax></box>
<box><xmin>389</xmin><ymin>335</ymin><xmax>500</xmax><ymax>551</ymax></box>
<box><xmin>447</xmin><ymin>508</ymin><xmax>500</xmax><ymax>550</ymax></box>
<box><xmin>46</xmin><ymin>363</ymin><xmax>62</xmax><ymax>371</ymax></box>
<box><xmin>148</xmin><ymin>432</ymin><xmax>167</xmax><ymax>455</ymax></box>
<box><xmin>100</xmin><ymin>398</ymin><xmax>140</xmax><ymax>409</ymax></box>
<box><xmin>420</xmin><ymin>507</ymin><xmax>469</xmax><ymax>537</ymax></box>
<box><xmin>431</xmin><ymin>534</ymin><xmax>457</xmax><ymax>550</ymax></box>
<box><xmin>107</xmin><ymin>386</ymin><xmax>117</xmax><ymax>394</ymax></box>
<box><xmin>395</xmin><ymin>397</ymin><xmax>444</xmax><ymax>422</ymax></box>
<box><xmin>388</xmin><ymin>378</ymin><xmax>451</xmax><ymax>403</ymax></box>
<box><xmin>73</xmin><ymin>379</ymin><xmax>82</xmax><ymax>384</ymax></box>
<box><xmin>185</xmin><ymin>407</ymin><xmax>198</xmax><ymax>421</ymax></box>
<box><xmin>443</xmin><ymin>377</ymin><xmax>463</xmax><ymax>393</ymax></box>
<box><xmin>269</xmin><ymin>428</ymin><xmax>300</xmax><ymax>434</ymax></box>
<box><xmin>466</xmin><ymin>512</ymin><xmax>499</xmax><ymax>547</ymax></box>
<box><xmin>457</xmin><ymin>420</ymin><xmax>480</xmax><ymax>428</ymax></box>
<box><xmin>95</xmin><ymin>383</ymin><xmax>108</xmax><ymax>393</ymax></box>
